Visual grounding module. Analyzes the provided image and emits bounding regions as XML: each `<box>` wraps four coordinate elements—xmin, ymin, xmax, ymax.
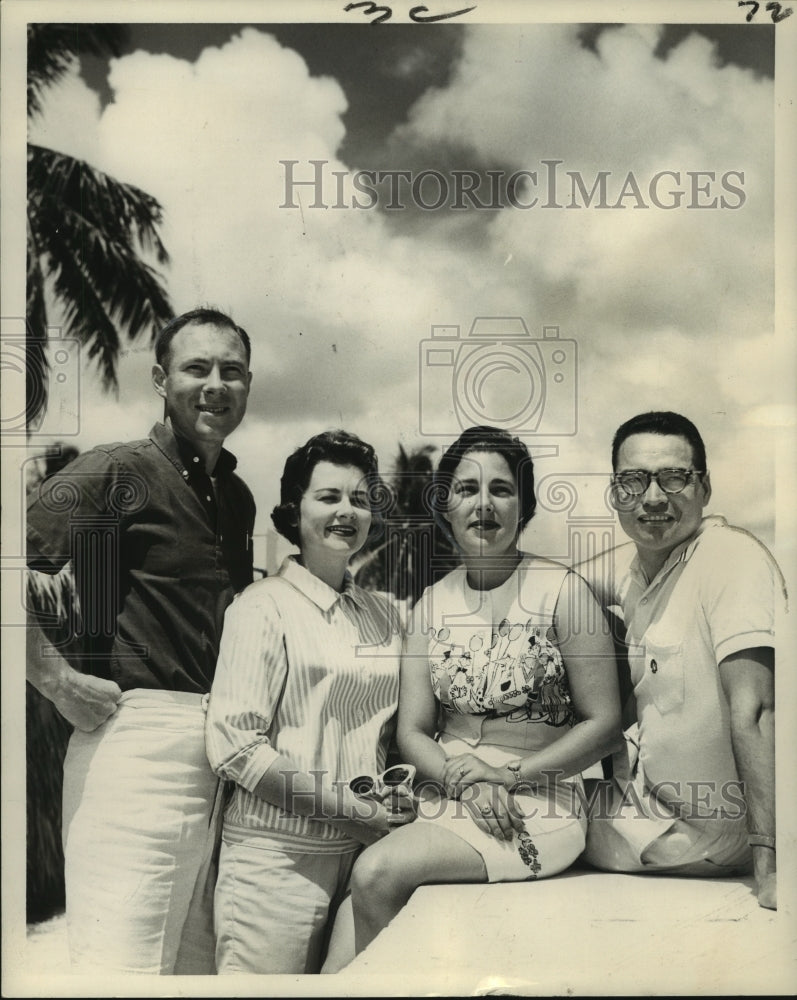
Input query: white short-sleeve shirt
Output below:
<box><xmin>615</xmin><ymin>516</ymin><xmax>786</xmax><ymax>819</ymax></box>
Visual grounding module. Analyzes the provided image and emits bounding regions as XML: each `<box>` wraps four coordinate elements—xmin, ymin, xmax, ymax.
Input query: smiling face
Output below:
<box><xmin>152</xmin><ymin>322</ymin><xmax>251</xmax><ymax>452</ymax></box>
<box><xmin>615</xmin><ymin>432</ymin><xmax>711</xmax><ymax>577</ymax></box>
<box><xmin>444</xmin><ymin>451</ymin><xmax>521</xmax><ymax>559</ymax></box>
<box><xmin>297</xmin><ymin>461</ymin><xmax>372</xmax><ymax>572</ymax></box>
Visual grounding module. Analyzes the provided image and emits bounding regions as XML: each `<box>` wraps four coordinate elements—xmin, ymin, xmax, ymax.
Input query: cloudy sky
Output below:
<box><xmin>20</xmin><ymin>7</ymin><xmax>791</xmax><ymax>570</ymax></box>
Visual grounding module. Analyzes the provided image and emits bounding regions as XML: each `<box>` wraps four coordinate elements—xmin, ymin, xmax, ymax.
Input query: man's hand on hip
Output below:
<box><xmin>48</xmin><ymin>667</ymin><xmax>122</xmax><ymax>732</ymax></box>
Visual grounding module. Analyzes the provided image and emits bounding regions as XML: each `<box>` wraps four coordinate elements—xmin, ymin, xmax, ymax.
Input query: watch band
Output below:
<box><xmin>748</xmin><ymin>833</ymin><xmax>776</xmax><ymax>850</ymax></box>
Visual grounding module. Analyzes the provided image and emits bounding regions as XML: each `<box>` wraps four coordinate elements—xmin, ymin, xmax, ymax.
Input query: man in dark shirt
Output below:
<box><xmin>26</xmin><ymin>307</ymin><xmax>255</xmax><ymax>974</ymax></box>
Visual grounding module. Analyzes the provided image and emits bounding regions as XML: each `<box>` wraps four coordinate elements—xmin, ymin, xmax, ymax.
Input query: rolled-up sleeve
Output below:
<box><xmin>205</xmin><ymin>586</ymin><xmax>288</xmax><ymax>790</ymax></box>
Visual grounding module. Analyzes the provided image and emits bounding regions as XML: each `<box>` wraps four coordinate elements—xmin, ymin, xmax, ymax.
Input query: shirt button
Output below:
<box><xmin>182</xmin><ymin>470</ymin><xmax>189</xmax><ymax>479</ymax></box>
<box><xmin>206</xmin><ymin>495</ymin><xmax>212</xmax><ymax>502</ymax></box>
<box><xmin>193</xmin><ymin>456</ymin><xmax>200</xmax><ymax>463</ymax></box>
<box><xmin>650</xmin><ymin>659</ymin><xmax>658</xmax><ymax>673</ymax></box>
<box><xmin>641</xmin><ymin>598</ymin><xmax>648</xmax><ymax>604</ymax></box>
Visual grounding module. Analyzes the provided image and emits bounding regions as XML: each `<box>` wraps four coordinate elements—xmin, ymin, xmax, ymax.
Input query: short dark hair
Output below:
<box><xmin>433</xmin><ymin>425</ymin><xmax>536</xmax><ymax>532</ymax></box>
<box><xmin>611</xmin><ymin>411</ymin><xmax>707</xmax><ymax>471</ymax></box>
<box><xmin>154</xmin><ymin>307</ymin><xmax>251</xmax><ymax>370</ymax></box>
<box><xmin>271</xmin><ymin>430</ymin><xmax>387</xmax><ymax>547</ymax></box>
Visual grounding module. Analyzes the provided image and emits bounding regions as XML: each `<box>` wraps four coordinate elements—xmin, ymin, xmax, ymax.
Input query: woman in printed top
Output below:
<box><xmin>205</xmin><ymin>430</ymin><xmax>415</xmax><ymax>975</ymax></box>
<box><xmin>348</xmin><ymin>425</ymin><xmax>623</xmax><ymax>956</ymax></box>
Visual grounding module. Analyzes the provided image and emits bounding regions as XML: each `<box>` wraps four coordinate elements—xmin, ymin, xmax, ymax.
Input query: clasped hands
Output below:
<box><xmin>442</xmin><ymin>753</ymin><xmax>526</xmax><ymax>842</ymax></box>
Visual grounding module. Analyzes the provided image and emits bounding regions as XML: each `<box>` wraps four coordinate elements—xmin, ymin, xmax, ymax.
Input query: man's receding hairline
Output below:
<box><xmin>160</xmin><ymin>321</ymin><xmax>250</xmax><ymax>369</ymax></box>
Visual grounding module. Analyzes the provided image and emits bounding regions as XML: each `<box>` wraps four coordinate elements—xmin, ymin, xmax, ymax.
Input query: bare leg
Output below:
<box><xmin>320</xmin><ymin>894</ymin><xmax>354</xmax><ymax>974</ymax></box>
<box><xmin>350</xmin><ymin>821</ymin><xmax>487</xmax><ymax>956</ymax></box>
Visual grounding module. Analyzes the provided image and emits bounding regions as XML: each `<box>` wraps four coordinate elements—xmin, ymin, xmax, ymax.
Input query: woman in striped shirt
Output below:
<box><xmin>205</xmin><ymin>430</ymin><xmax>415</xmax><ymax>975</ymax></box>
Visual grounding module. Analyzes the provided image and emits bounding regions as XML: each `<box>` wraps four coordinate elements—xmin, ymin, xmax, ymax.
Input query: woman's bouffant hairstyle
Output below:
<box><xmin>271</xmin><ymin>430</ymin><xmax>388</xmax><ymax>547</ymax></box>
<box><xmin>432</xmin><ymin>425</ymin><xmax>537</xmax><ymax>537</ymax></box>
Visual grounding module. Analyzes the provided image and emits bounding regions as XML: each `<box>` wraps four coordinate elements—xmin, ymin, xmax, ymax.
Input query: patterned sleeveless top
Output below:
<box><xmin>414</xmin><ymin>555</ymin><xmax>576</xmax><ymax>749</ymax></box>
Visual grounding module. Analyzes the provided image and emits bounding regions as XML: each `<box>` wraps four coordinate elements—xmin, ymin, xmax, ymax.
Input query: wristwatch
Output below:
<box><xmin>506</xmin><ymin>760</ymin><xmax>524</xmax><ymax>792</ymax></box>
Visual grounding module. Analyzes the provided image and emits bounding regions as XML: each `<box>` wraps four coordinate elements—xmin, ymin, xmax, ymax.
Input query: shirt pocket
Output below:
<box><xmin>635</xmin><ymin>638</ymin><xmax>684</xmax><ymax>715</ymax></box>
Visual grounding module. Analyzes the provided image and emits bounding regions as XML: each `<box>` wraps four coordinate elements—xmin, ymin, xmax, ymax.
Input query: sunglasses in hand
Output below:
<box><xmin>348</xmin><ymin>763</ymin><xmax>417</xmax><ymax>799</ymax></box>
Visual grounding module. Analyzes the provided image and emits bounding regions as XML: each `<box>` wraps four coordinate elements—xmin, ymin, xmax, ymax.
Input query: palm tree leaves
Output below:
<box><xmin>29</xmin><ymin>144</ymin><xmax>170</xmax><ymax>266</ymax></box>
<box><xmin>354</xmin><ymin>443</ymin><xmax>458</xmax><ymax>603</ymax></box>
<box><xmin>25</xmin><ymin>562</ymin><xmax>77</xmax><ymax>920</ymax></box>
<box><xmin>24</xmin><ymin>24</ymin><xmax>172</xmax><ymax>919</ymax></box>
<box><xmin>28</xmin><ymin>144</ymin><xmax>172</xmax><ymax>396</ymax></box>
<box><xmin>25</xmin><ymin>452</ymin><xmax>80</xmax><ymax>923</ymax></box>
<box><xmin>27</xmin><ymin>24</ymin><xmax>126</xmax><ymax>119</ymax></box>
<box><xmin>26</xmin><ymin>24</ymin><xmax>173</xmax><ymax>425</ymax></box>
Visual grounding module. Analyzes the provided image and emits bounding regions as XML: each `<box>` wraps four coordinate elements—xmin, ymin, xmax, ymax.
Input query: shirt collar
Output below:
<box><xmin>149</xmin><ymin>422</ymin><xmax>238</xmax><ymax>477</ymax></box>
<box><xmin>277</xmin><ymin>555</ymin><xmax>366</xmax><ymax>612</ymax></box>
<box><xmin>629</xmin><ymin>514</ymin><xmax>729</xmax><ymax>586</ymax></box>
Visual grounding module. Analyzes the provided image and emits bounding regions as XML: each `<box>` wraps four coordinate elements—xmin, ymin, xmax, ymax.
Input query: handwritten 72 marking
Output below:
<box><xmin>343</xmin><ymin>2</ymin><xmax>477</xmax><ymax>24</ymax></box>
<box><xmin>738</xmin><ymin>0</ymin><xmax>793</xmax><ymax>22</ymax></box>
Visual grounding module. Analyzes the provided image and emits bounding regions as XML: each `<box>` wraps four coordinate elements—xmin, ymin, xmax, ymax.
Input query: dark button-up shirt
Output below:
<box><xmin>26</xmin><ymin>422</ymin><xmax>256</xmax><ymax>694</ymax></box>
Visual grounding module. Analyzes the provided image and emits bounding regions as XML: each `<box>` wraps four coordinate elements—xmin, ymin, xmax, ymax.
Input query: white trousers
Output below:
<box><xmin>61</xmin><ymin>689</ymin><xmax>223</xmax><ymax>974</ymax></box>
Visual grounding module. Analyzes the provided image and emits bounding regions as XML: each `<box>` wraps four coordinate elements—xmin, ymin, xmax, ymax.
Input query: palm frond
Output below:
<box><xmin>40</xmin><ymin>229</ymin><xmax>123</xmax><ymax>389</ymax></box>
<box><xmin>26</xmin><ymin>683</ymin><xmax>71</xmax><ymax>921</ymax></box>
<box><xmin>26</xmin><ymin>218</ymin><xmax>49</xmax><ymax>430</ymax></box>
<box><xmin>27</xmin><ymin>144</ymin><xmax>172</xmax><ymax>401</ymax></box>
<box><xmin>354</xmin><ymin>442</ymin><xmax>457</xmax><ymax>603</ymax></box>
<box><xmin>27</xmin><ymin>24</ymin><xmax>127</xmax><ymax>119</ymax></box>
<box><xmin>26</xmin><ymin>566</ymin><xmax>72</xmax><ymax>619</ymax></box>
<box><xmin>29</xmin><ymin>145</ymin><xmax>170</xmax><ymax>265</ymax></box>
<box><xmin>46</xmin><ymin>203</ymin><xmax>172</xmax><ymax>329</ymax></box>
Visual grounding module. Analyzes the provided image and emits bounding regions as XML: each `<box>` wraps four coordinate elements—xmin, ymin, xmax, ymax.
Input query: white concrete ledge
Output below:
<box><xmin>17</xmin><ymin>869</ymin><xmax>796</xmax><ymax>996</ymax></box>
<box><xmin>339</xmin><ymin>868</ymin><xmax>796</xmax><ymax>996</ymax></box>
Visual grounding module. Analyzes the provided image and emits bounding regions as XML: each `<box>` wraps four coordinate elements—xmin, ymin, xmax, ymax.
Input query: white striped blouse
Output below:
<box><xmin>205</xmin><ymin>555</ymin><xmax>403</xmax><ymax>849</ymax></box>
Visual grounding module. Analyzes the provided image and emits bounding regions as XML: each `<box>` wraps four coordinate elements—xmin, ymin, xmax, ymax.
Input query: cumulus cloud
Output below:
<box><xmin>28</xmin><ymin>22</ymin><xmax>782</xmax><ymax>558</ymax></box>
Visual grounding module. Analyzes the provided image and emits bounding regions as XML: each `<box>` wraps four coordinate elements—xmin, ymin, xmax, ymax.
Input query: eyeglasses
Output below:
<box><xmin>611</xmin><ymin>468</ymin><xmax>704</xmax><ymax>499</ymax></box>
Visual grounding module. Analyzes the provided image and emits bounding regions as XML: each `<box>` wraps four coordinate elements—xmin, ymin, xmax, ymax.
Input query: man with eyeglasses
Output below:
<box><xmin>579</xmin><ymin>411</ymin><xmax>784</xmax><ymax>910</ymax></box>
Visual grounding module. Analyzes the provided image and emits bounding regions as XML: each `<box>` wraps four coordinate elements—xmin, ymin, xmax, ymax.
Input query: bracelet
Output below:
<box><xmin>748</xmin><ymin>833</ymin><xmax>776</xmax><ymax>850</ymax></box>
<box><xmin>506</xmin><ymin>761</ymin><xmax>524</xmax><ymax>793</ymax></box>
